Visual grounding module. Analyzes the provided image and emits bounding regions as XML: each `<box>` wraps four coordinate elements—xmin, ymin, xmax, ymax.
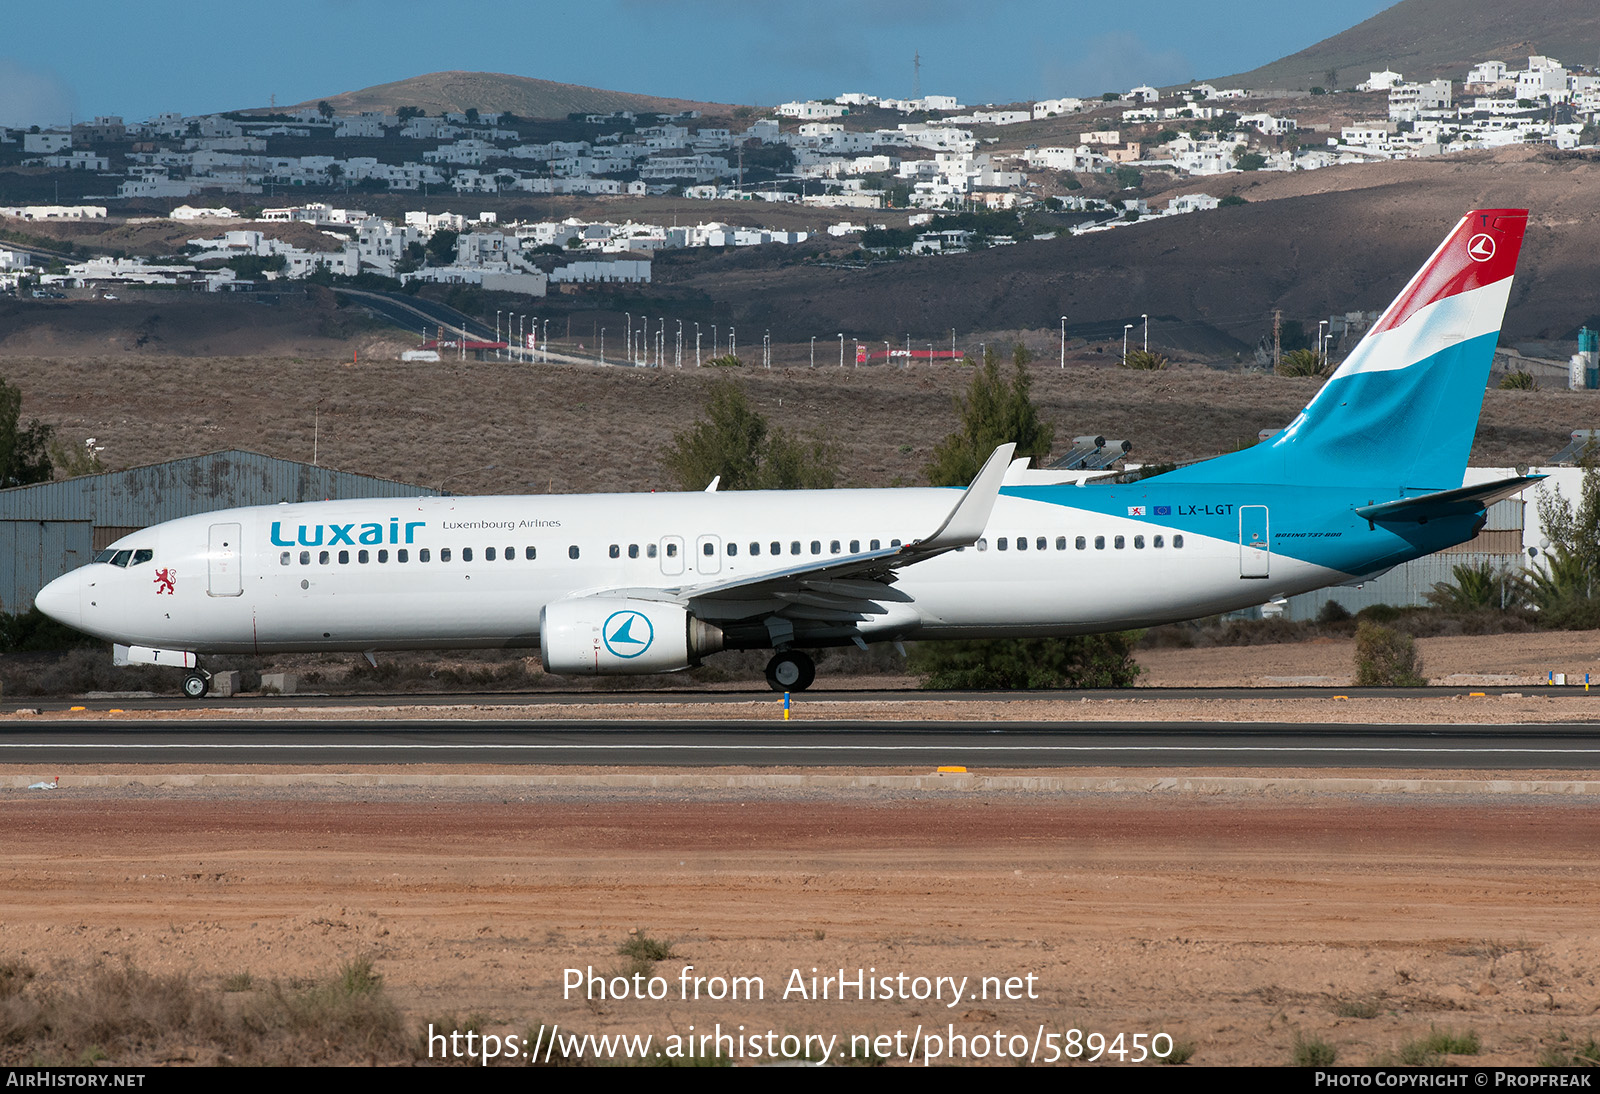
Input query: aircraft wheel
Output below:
<box><xmin>182</xmin><ymin>672</ymin><xmax>209</xmax><ymax>699</ymax></box>
<box><xmin>765</xmin><ymin>650</ymin><xmax>815</xmax><ymax>692</ymax></box>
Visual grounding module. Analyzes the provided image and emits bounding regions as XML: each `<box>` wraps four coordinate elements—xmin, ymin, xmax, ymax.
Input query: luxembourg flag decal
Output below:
<box><xmin>1127</xmin><ymin>506</ymin><xmax>1146</xmax><ymax>517</ymax></box>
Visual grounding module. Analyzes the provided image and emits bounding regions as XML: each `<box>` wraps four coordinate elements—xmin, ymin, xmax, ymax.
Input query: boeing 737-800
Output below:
<box><xmin>36</xmin><ymin>209</ymin><xmax>1536</xmax><ymax>697</ymax></box>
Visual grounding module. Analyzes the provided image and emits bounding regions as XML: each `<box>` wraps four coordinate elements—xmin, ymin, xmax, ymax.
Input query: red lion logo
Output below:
<box><xmin>154</xmin><ymin>568</ymin><xmax>175</xmax><ymax>595</ymax></box>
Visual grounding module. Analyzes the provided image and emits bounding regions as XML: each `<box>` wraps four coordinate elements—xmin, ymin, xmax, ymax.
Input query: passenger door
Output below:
<box><xmin>1239</xmin><ymin>506</ymin><xmax>1269</xmax><ymax>579</ymax></box>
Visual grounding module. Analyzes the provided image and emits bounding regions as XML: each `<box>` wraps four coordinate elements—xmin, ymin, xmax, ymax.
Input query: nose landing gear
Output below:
<box><xmin>182</xmin><ymin>670</ymin><xmax>211</xmax><ymax>699</ymax></box>
<box><xmin>764</xmin><ymin>650</ymin><xmax>815</xmax><ymax>692</ymax></box>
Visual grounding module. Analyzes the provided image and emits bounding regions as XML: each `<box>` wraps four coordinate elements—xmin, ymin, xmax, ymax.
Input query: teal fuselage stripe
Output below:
<box><xmin>999</xmin><ymin>483</ymin><xmax>1479</xmax><ymax>574</ymax></box>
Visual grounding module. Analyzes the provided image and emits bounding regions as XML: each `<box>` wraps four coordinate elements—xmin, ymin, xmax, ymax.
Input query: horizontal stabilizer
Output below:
<box><xmin>1354</xmin><ymin>475</ymin><xmax>1545</xmax><ymax>523</ymax></box>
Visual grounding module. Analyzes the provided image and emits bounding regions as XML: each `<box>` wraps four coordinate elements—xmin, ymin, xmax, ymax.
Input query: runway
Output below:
<box><xmin>6</xmin><ymin>720</ymin><xmax>1600</xmax><ymax>768</ymax></box>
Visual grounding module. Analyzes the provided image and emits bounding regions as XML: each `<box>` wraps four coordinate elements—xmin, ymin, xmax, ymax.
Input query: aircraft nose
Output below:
<box><xmin>35</xmin><ymin>571</ymin><xmax>83</xmax><ymax>629</ymax></box>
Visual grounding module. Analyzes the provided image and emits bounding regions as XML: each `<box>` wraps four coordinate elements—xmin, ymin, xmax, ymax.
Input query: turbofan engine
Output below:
<box><xmin>539</xmin><ymin>598</ymin><xmax>725</xmax><ymax>675</ymax></box>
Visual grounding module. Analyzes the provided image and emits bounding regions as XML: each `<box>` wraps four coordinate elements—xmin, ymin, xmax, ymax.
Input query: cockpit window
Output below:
<box><xmin>93</xmin><ymin>549</ymin><xmax>117</xmax><ymax>564</ymax></box>
<box><xmin>111</xmin><ymin>550</ymin><xmax>132</xmax><ymax>567</ymax></box>
<box><xmin>130</xmin><ymin>549</ymin><xmax>153</xmax><ymax>566</ymax></box>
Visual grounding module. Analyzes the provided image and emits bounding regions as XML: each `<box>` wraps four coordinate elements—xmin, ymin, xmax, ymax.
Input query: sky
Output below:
<box><xmin>0</xmin><ymin>1</ymin><xmax>1398</xmax><ymax>127</ymax></box>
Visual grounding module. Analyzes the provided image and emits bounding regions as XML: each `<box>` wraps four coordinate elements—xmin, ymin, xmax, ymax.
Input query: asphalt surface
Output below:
<box><xmin>6</xmin><ymin>720</ymin><xmax>1600</xmax><ymax>768</ymax></box>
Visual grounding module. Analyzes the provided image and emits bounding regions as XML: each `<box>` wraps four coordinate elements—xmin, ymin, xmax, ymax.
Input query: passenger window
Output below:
<box><xmin>112</xmin><ymin>550</ymin><xmax>132</xmax><ymax>567</ymax></box>
<box><xmin>727</xmin><ymin>542</ymin><xmax>737</xmax><ymax>556</ymax></box>
<box><xmin>791</xmin><ymin>541</ymin><xmax>801</xmax><ymax>555</ymax></box>
<box><xmin>609</xmin><ymin>544</ymin><xmax>619</xmax><ymax>559</ymax></box>
<box><xmin>1037</xmin><ymin>537</ymin><xmax>1047</xmax><ymax>551</ymax></box>
<box><xmin>1094</xmin><ymin>536</ymin><xmax>1105</xmax><ymax>550</ymax></box>
<box><xmin>420</xmin><ymin>548</ymin><xmax>431</xmax><ymax>562</ymax></box>
<box><xmin>830</xmin><ymin>540</ymin><xmax>841</xmax><ymax>554</ymax></box>
<box><xmin>1134</xmin><ymin>536</ymin><xmax>1145</xmax><ymax>549</ymax></box>
<box><xmin>1017</xmin><ymin>537</ymin><xmax>1028</xmax><ymax>552</ymax></box>
<box><xmin>1076</xmin><ymin>536</ymin><xmax>1086</xmax><ymax>550</ymax></box>
<box><xmin>505</xmin><ymin>546</ymin><xmax>513</xmax><ymax>561</ymax></box>
<box><xmin>629</xmin><ymin>544</ymin><xmax>639</xmax><ymax>559</ymax></box>
<box><xmin>132</xmin><ymin>550</ymin><xmax>153</xmax><ymax>566</ymax></box>
<box><xmin>850</xmin><ymin>539</ymin><xmax>860</xmax><ymax>553</ymax></box>
<box><xmin>525</xmin><ymin>546</ymin><xmax>536</xmax><ymax>560</ymax></box>
<box><xmin>1114</xmin><ymin>536</ymin><xmax>1125</xmax><ymax>549</ymax></box>
<box><xmin>998</xmin><ymin>537</ymin><xmax>1008</xmax><ymax>551</ymax></box>
<box><xmin>319</xmin><ymin>550</ymin><xmax>330</xmax><ymax>565</ymax></box>
<box><xmin>976</xmin><ymin>538</ymin><xmax>987</xmax><ymax>551</ymax></box>
<box><xmin>1174</xmin><ymin>535</ymin><xmax>1185</xmax><ymax>548</ymax></box>
<box><xmin>810</xmin><ymin>540</ymin><xmax>821</xmax><ymax>555</ymax></box>
<box><xmin>891</xmin><ymin>539</ymin><xmax>902</xmax><ymax>547</ymax></box>
<box><xmin>647</xmin><ymin>544</ymin><xmax>657</xmax><ymax>558</ymax></box>
<box><xmin>1056</xmin><ymin>537</ymin><xmax>1067</xmax><ymax>550</ymax></box>
<box><xmin>870</xmin><ymin>539</ymin><xmax>880</xmax><ymax>551</ymax></box>
<box><xmin>703</xmin><ymin>542</ymin><xmax>714</xmax><ymax>556</ymax></box>
<box><xmin>398</xmin><ymin>549</ymin><xmax>409</xmax><ymax>563</ymax></box>
<box><xmin>300</xmin><ymin>551</ymin><xmax>311</xmax><ymax>565</ymax></box>
<box><xmin>358</xmin><ymin>549</ymin><xmax>369</xmax><ymax>564</ymax></box>
<box><xmin>280</xmin><ymin>552</ymin><xmax>291</xmax><ymax>566</ymax></box>
<box><xmin>488</xmin><ymin>547</ymin><xmax>498</xmax><ymax>561</ymax></box>
<box><xmin>771</xmin><ymin>541</ymin><xmax>781</xmax><ymax>555</ymax></box>
<box><xmin>570</xmin><ymin>545</ymin><xmax>581</xmax><ymax>559</ymax></box>
<box><xmin>1154</xmin><ymin>535</ymin><xmax>1164</xmax><ymax>548</ymax></box>
<box><xmin>462</xmin><ymin>547</ymin><xmax>473</xmax><ymax>562</ymax></box>
<box><xmin>663</xmin><ymin>543</ymin><xmax>675</xmax><ymax>558</ymax></box>
<box><xmin>335</xmin><ymin>550</ymin><xmax>348</xmax><ymax>564</ymax></box>
<box><xmin>441</xmin><ymin>548</ymin><xmax>451</xmax><ymax>562</ymax></box>
<box><xmin>378</xmin><ymin>549</ymin><xmax>389</xmax><ymax>563</ymax></box>
<box><xmin>750</xmin><ymin>542</ymin><xmax>760</xmax><ymax>555</ymax></box>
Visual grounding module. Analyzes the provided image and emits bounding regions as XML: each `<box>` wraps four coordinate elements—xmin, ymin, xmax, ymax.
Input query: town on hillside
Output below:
<box><xmin>2</xmin><ymin>55</ymin><xmax>1596</xmax><ymax>368</ymax></box>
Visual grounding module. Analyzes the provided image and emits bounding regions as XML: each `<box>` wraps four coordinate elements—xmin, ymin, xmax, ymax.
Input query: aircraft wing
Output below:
<box><xmin>594</xmin><ymin>443</ymin><xmax>1015</xmax><ymax>623</ymax></box>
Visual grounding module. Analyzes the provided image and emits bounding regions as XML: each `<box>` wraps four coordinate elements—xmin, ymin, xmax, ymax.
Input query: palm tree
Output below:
<box><xmin>1277</xmin><ymin>348</ymin><xmax>1331</xmax><ymax>377</ymax></box>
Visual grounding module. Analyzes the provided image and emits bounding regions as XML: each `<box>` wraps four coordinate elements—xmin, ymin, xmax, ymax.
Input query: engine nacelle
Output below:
<box><xmin>539</xmin><ymin>598</ymin><xmax>724</xmax><ymax>675</ymax></box>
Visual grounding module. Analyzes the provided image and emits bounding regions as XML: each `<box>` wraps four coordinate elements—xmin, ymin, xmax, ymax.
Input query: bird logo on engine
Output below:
<box><xmin>602</xmin><ymin>609</ymin><xmax>654</xmax><ymax>658</ymax></box>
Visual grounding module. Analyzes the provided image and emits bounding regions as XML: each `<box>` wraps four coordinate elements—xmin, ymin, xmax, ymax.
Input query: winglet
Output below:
<box><xmin>917</xmin><ymin>443</ymin><xmax>1015</xmax><ymax>550</ymax></box>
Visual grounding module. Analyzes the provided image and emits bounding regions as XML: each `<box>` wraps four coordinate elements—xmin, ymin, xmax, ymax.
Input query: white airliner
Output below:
<box><xmin>36</xmin><ymin>209</ymin><xmax>1537</xmax><ymax>697</ymax></box>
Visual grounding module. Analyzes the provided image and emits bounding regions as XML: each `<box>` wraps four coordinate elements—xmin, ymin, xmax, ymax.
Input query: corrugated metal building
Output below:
<box><xmin>0</xmin><ymin>450</ymin><xmax>430</xmax><ymax>614</ymax></box>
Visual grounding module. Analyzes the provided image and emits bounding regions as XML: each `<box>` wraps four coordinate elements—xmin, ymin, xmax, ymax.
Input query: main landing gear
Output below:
<box><xmin>764</xmin><ymin>650</ymin><xmax>815</xmax><ymax>692</ymax></box>
<box><xmin>182</xmin><ymin>670</ymin><xmax>211</xmax><ymax>699</ymax></box>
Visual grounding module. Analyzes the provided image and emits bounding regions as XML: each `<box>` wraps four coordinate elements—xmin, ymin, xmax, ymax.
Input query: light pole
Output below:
<box><xmin>730</xmin><ymin>327</ymin><xmax>736</xmax><ymax>361</ymax></box>
<box><xmin>1317</xmin><ymin>319</ymin><xmax>1328</xmax><ymax>364</ymax></box>
<box><xmin>625</xmin><ymin>311</ymin><xmax>632</xmax><ymax>365</ymax></box>
<box><xmin>810</xmin><ymin>335</ymin><xmax>815</xmax><ymax>368</ymax></box>
<box><xmin>695</xmin><ymin>322</ymin><xmax>701</xmax><ymax>367</ymax></box>
<box><xmin>838</xmin><ymin>333</ymin><xmax>844</xmax><ymax>367</ymax></box>
<box><xmin>883</xmin><ymin>340</ymin><xmax>891</xmax><ymax>365</ymax></box>
<box><xmin>1060</xmin><ymin>315</ymin><xmax>1067</xmax><ymax>369</ymax></box>
<box><xmin>496</xmin><ymin>310</ymin><xmax>502</xmax><ymax>360</ymax></box>
<box><xmin>676</xmin><ymin>319</ymin><xmax>683</xmax><ymax>368</ymax></box>
<box><xmin>764</xmin><ymin>329</ymin><xmax>770</xmax><ymax>369</ymax></box>
<box><xmin>1123</xmin><ymin>324</ymin><xmax>1133</xmax><ymax>365</ymax></box>
<box><xmin>599</xmin><ymin>327</ymin><xmax>605</xmax><ymax>364</ymax></box>
<box><xmin>1142</xmin><ymin>313</ymin><xmax>1148</xmax><ymax>352</ymax></box>
<box><xmin>541</xmin><ymin>318</ymin><xmax>548</xmax><ymax>363</ymax></box>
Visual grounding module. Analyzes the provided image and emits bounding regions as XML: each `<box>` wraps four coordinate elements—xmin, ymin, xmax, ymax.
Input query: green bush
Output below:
<box><xmin>1354</xmin><ymin>622</ymin><xmax>1426</xmax><ymax>686</ymax></box>
<box><xmin>1291</xmin><ymin>1032</ymin><xmax>1336</xmax><ymax>1066</ymax></box>
<box><xmin>912</xmin><ymin>634</ymin><xmax>1142</xmax><ymax>690</ymax></box>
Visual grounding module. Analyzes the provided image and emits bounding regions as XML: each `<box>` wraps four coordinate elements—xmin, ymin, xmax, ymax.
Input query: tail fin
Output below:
<box><xmin>1166</xmin><ymin>209</ymin><xmax>1527</xmax><ymax>489</ymax></box>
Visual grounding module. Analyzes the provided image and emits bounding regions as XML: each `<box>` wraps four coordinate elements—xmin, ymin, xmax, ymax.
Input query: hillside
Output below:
<box><xmin>1216</xmin><ymin>0</ymin><xmax>1600</xmax><ymax>90</ymax></box>
<box><xmin>274</xmin><ymin>71</ymin><xmax>735</xmax><ymax>120</ymax></box>
<box><xmin>659</xmin><ymin>147</ymin><xmax>1600</xmax><ymax>349</ymax></box>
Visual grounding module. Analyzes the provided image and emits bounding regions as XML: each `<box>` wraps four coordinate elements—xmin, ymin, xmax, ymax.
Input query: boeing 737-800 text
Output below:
<box><xmin>36</xmin><ymin>209</ymin><xmax>1535</xmax><ymax>696</ymax></box>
